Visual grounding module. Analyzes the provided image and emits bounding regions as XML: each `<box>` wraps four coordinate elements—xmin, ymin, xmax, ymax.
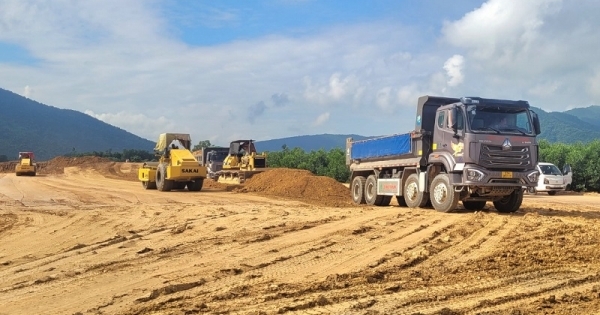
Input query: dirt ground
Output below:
<box><xmin>1</xmin><ymin>158</ymin><xmax>600</xmax><ymax>315</ymax></box>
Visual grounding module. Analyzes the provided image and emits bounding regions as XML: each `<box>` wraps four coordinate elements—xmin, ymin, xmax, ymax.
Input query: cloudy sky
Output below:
<box><xmin>1</xmin><ymin>0</ymin><xmax>598</xmax><ymax>145</ymax></box>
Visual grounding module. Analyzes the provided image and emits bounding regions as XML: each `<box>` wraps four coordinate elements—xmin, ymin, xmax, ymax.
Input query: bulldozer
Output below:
<box><xmin>15</xmin><ymin>152</ymin><xmax>37</xmax><ymax>176</ymax></box>
<box><xmin>138</xmin><ymin>133</ymin><xmax>208</xmax><ymax>191</ymax></box>
<box><xmin>217</xmin><ymin>140</ymin><xmax>267</xmax><ymax>184</ymax></box>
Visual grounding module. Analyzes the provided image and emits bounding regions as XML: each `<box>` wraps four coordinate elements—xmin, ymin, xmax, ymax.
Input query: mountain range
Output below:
<box><xmin>0</xmin><ymin>88</ymin><xmax>153</xmax><ymax>161</ymax></box>
<box><xmin>2</xmin><ymin>86</ymin><xmax>600</xmax><ymax>160</ymax></box>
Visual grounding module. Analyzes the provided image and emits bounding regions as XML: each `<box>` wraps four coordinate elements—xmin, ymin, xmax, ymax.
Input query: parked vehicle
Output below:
<box><xmin>193</xmin><ymin>147</ymin><xmax>230</xmax><ymax>180</ymax></box>
<box><xmin>563</xmin><ymin>164</ymin><xmax>573</xmax><ymax>191</ymax></box>
<box><xmin>533</xmin><ymin>162</ymin><xmax>572</xmax><ymax>195</ymax></box>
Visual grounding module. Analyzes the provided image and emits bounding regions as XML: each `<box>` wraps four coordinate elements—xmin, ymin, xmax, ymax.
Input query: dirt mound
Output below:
<box><xmin>234</xmin><ymin>168</ymin><xmax>353</xmax><ymax>207</ymax></box>
<box><xmin>0</xmin><ymin>161</ymin><xmax>18</xmax><ymax>173</ymax></box>
<box><xmin>38</xmin><ymin>156</ymin><xmax>115</xmax><ymax>174</ymax></box>
<box><xmin>0</xmin><ymin>156</ymin><xmax>114</xmax><ymax>174</ymax></box>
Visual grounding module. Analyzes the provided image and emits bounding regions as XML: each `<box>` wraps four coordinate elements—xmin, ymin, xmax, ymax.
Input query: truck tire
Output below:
<box><xmin>396</xmin><ymin>196</ymin><xmax>408</xmax><ymax>207</ymax></box>
<box><xmin>493</xmin><ymin>189</ymin><xmax>523</xmax><ymax>213</ymax></box>
<box><xmin>351</xmin><ymin>176</ymin><xmax>367</xmax><ymax>204</ymax></box>
<box><xmin>462</xmin><ymin>200</ymin><xmax>487</xmax><ymax>211</ymax></box>
<box><xmin>187</xmin><ymin>179</ymin><xmax>204</xmax><ymax>191</ymax></box>
<box><xmin>403</xmin><ymin>174</ymin><xmax>429</xmax><ymax>208</ymax></box>
<box><xmin>377</xmin><ymin>196</ymin><xmax>392</xmax><ymax>206</ymax></box>
<box><xmin>156</xmin><ymin>163</ymin><xmax>173</xmax><ymax>192</ymax></box>
<box><xmin>430</xmin><ymin>173</ymin><xmax>460</xmax><ymax>213</ymax></box>
<box><xmin>365</xmin><ymin>175</ymin><xmax>385</xmax><ymax>206</ymax></box>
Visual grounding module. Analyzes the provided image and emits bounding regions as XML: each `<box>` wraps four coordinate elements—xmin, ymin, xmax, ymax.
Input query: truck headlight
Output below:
<box><xmin>527</xmin><ymin>171</ymin><xmax>539</xmax><ymax>183</ymax></box>
<box><xmin>467</xmin><ymin>169</ymin><xmax>485</xmax><ymax>181</ymax></box>
<box><xmin>544</xmin><ymin>178</ymin><xmax>549</xmax><ymax>184</ymax></box>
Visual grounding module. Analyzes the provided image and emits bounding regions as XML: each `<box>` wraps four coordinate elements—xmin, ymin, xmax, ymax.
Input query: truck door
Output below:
<box><xmin>434</xmin><ymin>109</ymin><xmax>464</xmax><ymax>160</ymax></box>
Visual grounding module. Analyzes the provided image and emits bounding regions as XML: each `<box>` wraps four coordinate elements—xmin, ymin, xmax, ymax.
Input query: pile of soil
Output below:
<box><xmin>38</xmin><ymin>156</ymin><xmax>115</xmax><ymax>174</ymax></box>
<box><xmin>235</xmin><ymin>168</ymin><xmax>353</xmax><ymax>207</ymax></box>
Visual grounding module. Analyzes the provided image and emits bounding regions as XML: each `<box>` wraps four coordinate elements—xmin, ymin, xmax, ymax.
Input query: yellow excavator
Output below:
<box><xmin>138</xmin><ymin>133</ymin><xmax>208</xmax><ymax>191</ymax></box>
<box><xmin>15</xmin><ymin>152</ymin><xmax>37</xmax><ymax>176</ymax></box>
<box><xmin>217</xmin><ymin>140</ymin><xmax>267</xmax><ymax>184</ymax></box>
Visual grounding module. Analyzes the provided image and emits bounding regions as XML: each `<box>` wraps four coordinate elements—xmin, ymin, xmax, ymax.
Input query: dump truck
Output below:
<box><xmin>217</xmin><ymin>139</ymin><xmax>267</xmax><ymax>184</ymax></box>
<box><xmin>15</xmin><ymin>152</ymin><xmax>37</xmax><ymax>176</ymax></box>
<box><xmin>346</xmin><ymin>95</ymin><xmax>542</xmax><ymax>213</ymax></box>
<box><xmin>138</xmin><ymin>133</ymin><xmax>207</xmax><ymax>191</ymax></box>
<box><xmin>192</xmin><ymin>147</ymin><xmax>230</xmax><ymax>180</ymax></box>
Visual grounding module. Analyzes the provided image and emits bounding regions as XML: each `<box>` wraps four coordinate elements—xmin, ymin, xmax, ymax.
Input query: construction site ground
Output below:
<box><xmin>1</xmin><ymin>157</ymin><xmax>600</xmax><ymax>315</ymax></box>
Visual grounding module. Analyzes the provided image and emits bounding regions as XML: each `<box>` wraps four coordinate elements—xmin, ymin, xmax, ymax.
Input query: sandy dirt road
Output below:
<box><xmin>1</xmin><ymin>164</ymin><xmax>600</xmax><ymax>315</ymax></box>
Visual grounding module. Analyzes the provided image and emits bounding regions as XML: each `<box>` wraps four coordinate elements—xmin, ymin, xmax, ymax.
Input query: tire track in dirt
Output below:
<box><xmin>380</xmin><ymin>270</ymin><xmax>600</xmax><ymax>315</ymax></box>
<box><xmin>415</xmin><ymin>213</ymin><xmax>521</xmax><ymax>268</ymax></box>
<box><xmin>304</xmin><ymin>214</ymin><xmax>463</xmax><ymax>281</ymax></box>
<box><xmin>123</xmin><ymin>213</ymin><xmax>466</xmax><ymax>314</ymax></box>
<box><xmin>250</xmin><ymin>268</ymin><xmax>599</xmax><ymax>315</ymax></box>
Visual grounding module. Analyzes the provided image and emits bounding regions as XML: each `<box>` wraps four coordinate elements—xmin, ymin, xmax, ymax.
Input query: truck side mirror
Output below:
<box><xmin>450</xmin><ymin>107</ymin><xmax>458</xmax><ymax>131</ymax></box>
<box><xmin>450</xmin><ymin>107</ymin><xmax>462</xmax><ymax>138</ymax></box>
<box><xmin>532</xmin><ymin>111</ymin><xmax>541</xmax><ymax>135</ymax></box>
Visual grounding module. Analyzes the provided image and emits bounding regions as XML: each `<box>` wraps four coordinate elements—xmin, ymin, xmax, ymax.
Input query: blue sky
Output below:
<box><xmin>1</xmin><ymin>0</ymin><xmax>598</xmax><ymax>145</ymax></box>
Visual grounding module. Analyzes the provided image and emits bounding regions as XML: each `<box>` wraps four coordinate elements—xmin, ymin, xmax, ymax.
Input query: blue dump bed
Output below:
<box><xmin>350</xmin><ymin>133</ymin><xmax>412</xmax><ymax>160</ymax></box>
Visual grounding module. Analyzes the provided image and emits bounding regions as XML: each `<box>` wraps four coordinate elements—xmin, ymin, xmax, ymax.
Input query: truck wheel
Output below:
<box><xmin>403</xmin><ymin>174</ymin><xmax>429</xmax><ymax>208</ymax></box>
<box><xmin>156</xmin><ymin>163</ymin><xmax>173</xmax><ymax>192</ymax></box>
<box><xmin>396</xmin><ymin>196</ymin><xmax>408</xmax><ymax>207</ymax></box>
<box><xmin>430</xmin><ymin>173</ymin><xmax>459</xmax><ymax>213</ymax></box>
<box><xmin>493</xmin><ymin>189</ymin><xmax>523</xmax><ymax>213</ymax></box>
<box><xmin>377</xmin><ymin>196</ymin><xmax>392</xmax><ymax>206</ymax></box>
<box><xmin>462</xmin><ymin>201</ymin><xmax>487</xmax><ymax>211</ymax></box>
<box><xmin>187</xmin><ymin>179</ymin><xmax>204</xmax><ymax>191</ymax></box>
<box><xmin>548</xmin><ymin>191</ymin><xmax>557</xmax><ymax>196</ymax></box>
<box><xmin>351</xmin><ymin>176</ymin><xmax>367</xmax><ymax>204</ymax></box>
<box><xmin>365</xmin><ymin>175</ymin><xmax>385</xmax><ymax>206</ymax></box>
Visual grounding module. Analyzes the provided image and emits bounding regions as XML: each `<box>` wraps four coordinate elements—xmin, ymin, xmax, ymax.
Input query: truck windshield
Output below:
<box><xmin>209</xmin><ymin>151</ymin><xmax>229</xmax><ymax>162</ymax></box>
<box><xmin>466</xmin><ymin>105</ymin><xmax>533</xmax><ymax>135</ymax></box>
<box><xmin>539</xmin><ymin>164</ymin><xmax>562</xmax><ymax>175</ymax></box>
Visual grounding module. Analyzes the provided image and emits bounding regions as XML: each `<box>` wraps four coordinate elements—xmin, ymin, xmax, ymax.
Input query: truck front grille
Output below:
<box><xmin>480</xmin><ymin>145</ymin><xmax>531</xmax><ymax>170</ymax></box>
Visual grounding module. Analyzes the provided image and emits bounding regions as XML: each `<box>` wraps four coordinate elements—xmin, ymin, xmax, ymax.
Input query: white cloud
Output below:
<box><xmin>1</xmin><ymin>0</ymin><xmax>600</xmax><ymax>143</ymax></box>
<box><xmin>441</xmin><ymin>0</ymin><xmax>600</xmax><ymax>110</ymax></box>
<box><xmin>313</xmin><ymin>112</ymin><xmax>330</xmax><ymax>126</ymax></box>
<box><xmin>376</xmin><ymin>87</ymin><xmax>393</xmax><ymax>111</ymax></box>
<box><xmin>23</xmin><ymin>85</ymin><xmax>34</xmax><ymax>99</ymax></box>
<box><xmin>443</xmin><ymin>54</ymin><xmax>465</xmax><ymax>87</ymax></box>
<box><xmin>84</xmin><ymin>110</ymin><xmax>177</xmax><ymax>141</ymax></box>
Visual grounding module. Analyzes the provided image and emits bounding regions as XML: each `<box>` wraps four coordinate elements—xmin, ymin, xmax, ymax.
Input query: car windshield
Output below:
<box><xmin>539</xmin><ymin>164</ymin><xmax>562</xmax><ymax>175</ymax></box>
<box><xmin>466</xmin><ymin>105</ymin><xmax>533</xmax><ymax>135</ymax></box>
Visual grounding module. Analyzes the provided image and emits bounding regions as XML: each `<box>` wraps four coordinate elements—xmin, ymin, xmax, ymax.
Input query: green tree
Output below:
<box><xmin>192</xmin><ymin>140</ymin><xmax>212</xmax><ymax>151</ymax></box>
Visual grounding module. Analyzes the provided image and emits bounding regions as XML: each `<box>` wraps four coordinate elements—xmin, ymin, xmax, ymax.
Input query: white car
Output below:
<box><xmin>533</xmin><ymin>162</ymin><xmax>572</xmax><ymax>195</ymax></box>
<box><xmin>563</xmin><ymin>164</ymin><xmax>573</xmax><ymax>191</ymax></box>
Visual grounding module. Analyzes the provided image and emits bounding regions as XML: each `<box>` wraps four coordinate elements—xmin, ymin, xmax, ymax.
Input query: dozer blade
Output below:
<box><xmin>217</xmin><ymin>169</ymin><xmax>266</xmax><ymax>185</ymax></box>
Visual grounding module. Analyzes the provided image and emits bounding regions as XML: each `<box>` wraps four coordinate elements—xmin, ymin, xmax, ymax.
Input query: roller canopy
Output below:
<box><xmin>154</xmin><ymin>133</ymin><xmax>192</xmax><ymax>152</ymax></box>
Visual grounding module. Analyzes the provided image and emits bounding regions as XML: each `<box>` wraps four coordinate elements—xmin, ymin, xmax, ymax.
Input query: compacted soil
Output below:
<box><xmin>1</xmin><ymin>158</ymin><xmax>599</xmax><ymax>315</ymax></box>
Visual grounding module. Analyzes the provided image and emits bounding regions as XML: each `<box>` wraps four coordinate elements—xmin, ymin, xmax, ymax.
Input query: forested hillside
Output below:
<box><xmin>533</xmin><ymin>106</ymin><xmax>600</xmax><ymax>143</ymax></box>
<box><xmin>256</xmin><ymin>134</ymin><xmax>370</xmax><ymax>152</ymax></box>
<box><xmin>3</xmin><ymin>83</ymin><xmax>600</xmax><ymax>162</ymax></box>
<box><xmin>0</xmin><ymin>88</ymin><xmax>153</xmax><ymax>161</ymax></box>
